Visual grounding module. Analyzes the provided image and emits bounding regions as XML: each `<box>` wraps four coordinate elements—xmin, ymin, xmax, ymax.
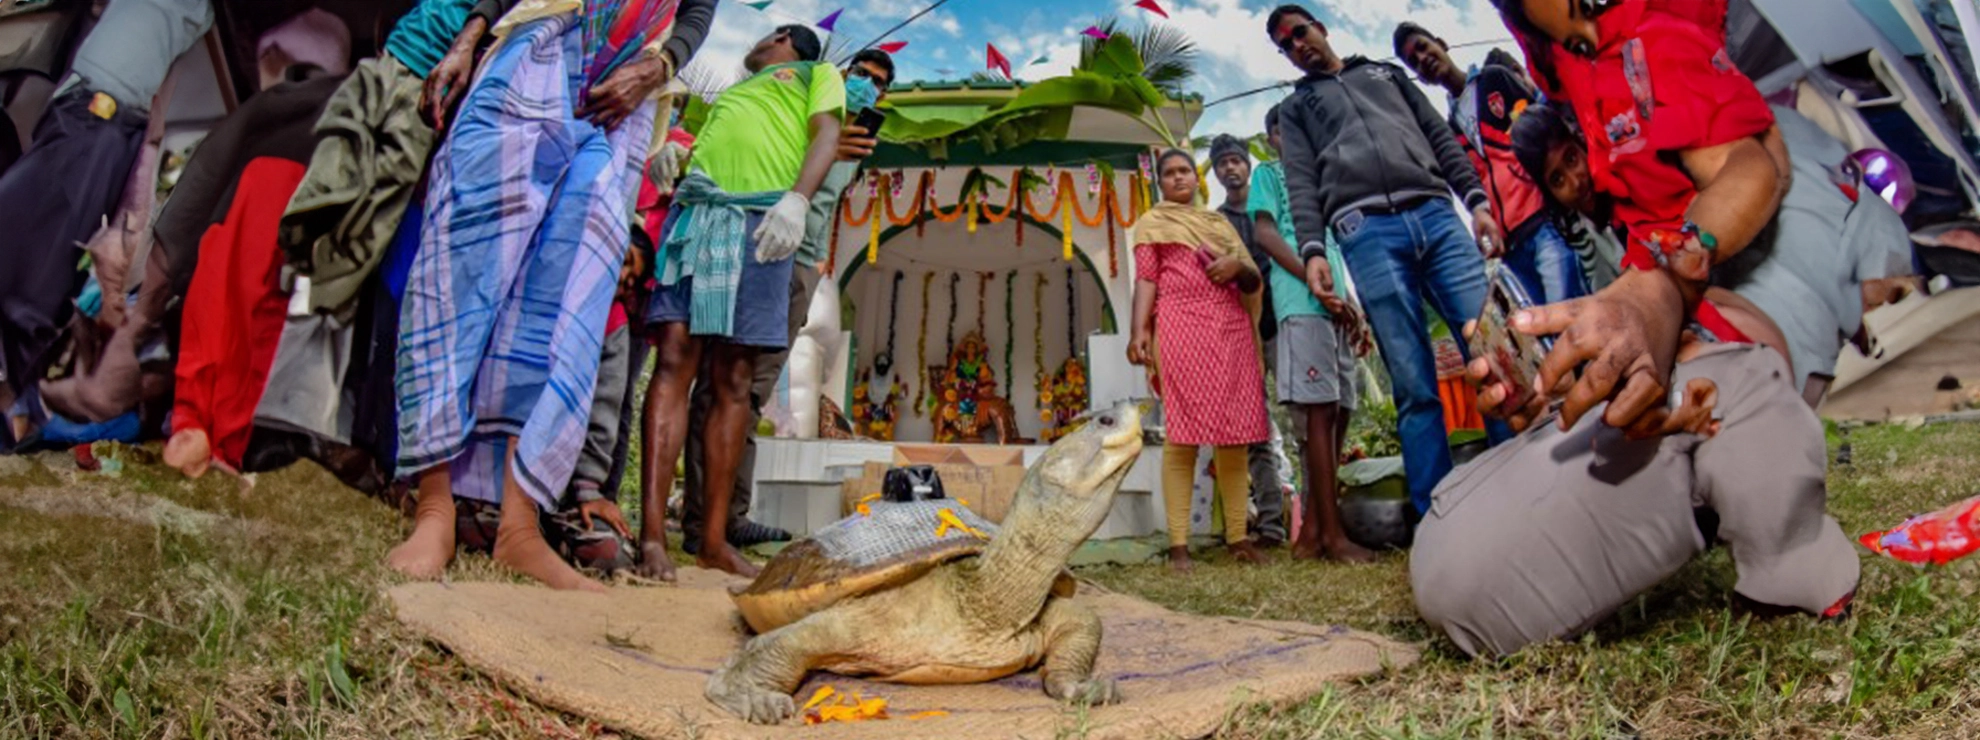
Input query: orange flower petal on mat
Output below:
<box><xmin>906</xmin><ymin>710</ymin><xmax>950</xmax><ymax>720</ymax></box>
<box><xmin>802</xmin><ymin>686</ymin><xmax>837</xmax><ymax>711</ymax></box>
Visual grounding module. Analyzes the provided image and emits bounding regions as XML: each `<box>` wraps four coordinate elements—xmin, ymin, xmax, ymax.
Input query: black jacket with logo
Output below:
<box><xmin>1278</xmin><ymin>57</ymin><xmax>1489</xmax><ymax>261</ymax></box>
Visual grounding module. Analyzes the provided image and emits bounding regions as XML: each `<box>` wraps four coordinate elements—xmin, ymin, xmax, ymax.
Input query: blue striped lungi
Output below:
<box><xmin>393</xmin><ymin>13</ymin><xmax>655</xmax><ymax>509</ymax></box>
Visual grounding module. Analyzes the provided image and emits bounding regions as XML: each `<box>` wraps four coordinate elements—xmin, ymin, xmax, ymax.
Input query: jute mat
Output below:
<box><xmin>387</xmin><ymin>570</ymin><xmax>1417</xmax><ymax>740</ymax></box>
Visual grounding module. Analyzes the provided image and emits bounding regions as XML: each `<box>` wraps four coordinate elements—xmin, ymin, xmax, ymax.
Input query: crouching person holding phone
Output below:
<box><xmin>1408</xmin><ymin>0</ymin><xmax>1859</xmax><ymax>658</ymax></box>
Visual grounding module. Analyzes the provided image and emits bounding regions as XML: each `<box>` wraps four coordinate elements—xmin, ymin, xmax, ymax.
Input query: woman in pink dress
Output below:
<box><xmin>1128</xmin><ymin>149</ymin><xmax>1273</xmax><ymax>572</ymax></box>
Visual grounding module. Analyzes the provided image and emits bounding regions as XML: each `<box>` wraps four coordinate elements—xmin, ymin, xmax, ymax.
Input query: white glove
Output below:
<box><xmin>753</xmin><ymin>191</ymin><xmax>811</xmax><ymax>263</ymax></box>
<box><xmin>645</xmin><ymin>140</ymin><xmax>690</xmax><ymax>195</ymax></box>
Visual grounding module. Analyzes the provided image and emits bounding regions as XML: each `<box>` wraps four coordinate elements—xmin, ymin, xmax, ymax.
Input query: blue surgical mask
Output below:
<box><xmin>845</xmin><ymin>75</ymin><xmax>880</xmax><ymax>113</ymax></box>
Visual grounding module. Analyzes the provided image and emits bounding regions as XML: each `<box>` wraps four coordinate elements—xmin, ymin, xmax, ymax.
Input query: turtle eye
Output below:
<box><xmin>1098</xmin><ymin>415</ymin><xmax>1116</xmax><ymax>427</ymax></box>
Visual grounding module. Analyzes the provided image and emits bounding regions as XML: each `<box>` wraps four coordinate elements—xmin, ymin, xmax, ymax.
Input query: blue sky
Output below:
<box><xmin>688</xmin><ymin>0</ymin><xmax>1517</xmax><ymax>146</ymax></box>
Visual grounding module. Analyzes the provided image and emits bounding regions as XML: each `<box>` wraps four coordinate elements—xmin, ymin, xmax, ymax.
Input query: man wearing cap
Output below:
<box><xmin>1395</xmin><ymin>22</ymin><xmax>1588</xmax><ymax>305</ymax></box>
<box><xmin>1265</xmin><ymin>3</ymin><xmax>1508</xmax><ymax>517</ymax></box>
<box><xmin>1206</xmin><ymin>134</ymin><xmax>1289</xmax><ymax>548</ymax></box>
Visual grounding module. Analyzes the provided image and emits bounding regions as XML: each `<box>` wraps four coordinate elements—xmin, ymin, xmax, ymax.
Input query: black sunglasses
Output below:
<box><xmin>1275</xmin><ymin>22</ymin><xmax>1318</xmax><ymax>53</ymax></box>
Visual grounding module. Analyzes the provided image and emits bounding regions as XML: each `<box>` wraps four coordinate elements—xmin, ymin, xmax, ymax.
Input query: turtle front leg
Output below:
<box><xmin>1036</xmin><ymin>597</ymin><xmax>1121</xmax><ymax>706</ymax></box>
<box><xmin>706</xmin><ymin>611</ymin><xmax>851</xmax><ymax>724</ymax></box>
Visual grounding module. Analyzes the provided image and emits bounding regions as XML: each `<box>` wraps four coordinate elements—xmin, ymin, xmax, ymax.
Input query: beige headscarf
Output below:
<box><xmin>1133</xmin><ymin>200</ymin><xmax>1266</xmax><ymax>396</ymax></box>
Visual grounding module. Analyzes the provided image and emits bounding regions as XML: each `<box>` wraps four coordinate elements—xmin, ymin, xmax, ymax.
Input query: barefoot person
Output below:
<box><xmin>635</xmin><ymin>25</ymin><xmax>845</xmax><ymax>579</ymax></box>
<box><xmin>386</xmin><ymin>0</ymin><xmax>692</xmax><ymax>590</ymax></box>
<box><xmin>1250</xmin><ymin>104</ymin><xmax>1376</xmax><ymax>563</ymax></box>
<box><xmin>1268</xmin><ymin>4</ymin><xmax>1511</xmax><ymax>518</ymax></box>
<box><xmin>1128</xmin><ymin>149</ymin><xmax>1272</xmax><ymax>573</ymax></box>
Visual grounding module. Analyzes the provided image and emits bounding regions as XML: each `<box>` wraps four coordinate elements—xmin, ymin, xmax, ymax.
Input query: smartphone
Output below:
<box><xmin>852</xmin><ymin>107</ymin><xmax>887</xmax><ymax>136</ymax></box>
<box><xmin>1472</xmin><ymin>261</ymin><xmax>1549</xmax><ymax>416</ymax></box>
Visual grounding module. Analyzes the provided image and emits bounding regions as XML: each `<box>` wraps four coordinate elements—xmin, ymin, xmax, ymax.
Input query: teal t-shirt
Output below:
<box><xmin>384</xmin><ymin>0</ymin><xmax>479</xmax><ymax>79</ymax></box>
<box><xmin>1249</xmin><ymin>161</ymin><xmax>1350</xmax><ymax>320</ymax></box>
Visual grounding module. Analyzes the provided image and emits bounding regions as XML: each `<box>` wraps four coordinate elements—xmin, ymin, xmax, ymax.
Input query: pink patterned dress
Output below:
<box><xmin>1135</xmin><ymin>241</ymin><xmax>1270</xmax><ymax>446</ymax></box>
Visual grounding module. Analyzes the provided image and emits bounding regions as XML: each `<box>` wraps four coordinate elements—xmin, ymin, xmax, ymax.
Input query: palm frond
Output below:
<box><xmin>1134</xmin><ymin>23</ymin><xmax>1197</xmax><ymax>94</ymax></box>
<box><xmin>1075</xmin><ymin>16</ymin><xmax>1197</xmax><ymax>96</ymax></box>
<box><xmin>966</xmin><ymin>70</ymin><xmax>1009</xmax><ymax>84</ymax></box>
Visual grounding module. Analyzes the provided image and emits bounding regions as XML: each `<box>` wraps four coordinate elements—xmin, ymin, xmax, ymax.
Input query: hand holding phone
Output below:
<box><xmin>1471</xmin><ymin>262</ymin><xmax>1549</xmax><ymax>417</ymax></box>
<box><xmin>852</xmin><ymin>107</ymin><xmax>887</xmax><ymax>137</ymax></box>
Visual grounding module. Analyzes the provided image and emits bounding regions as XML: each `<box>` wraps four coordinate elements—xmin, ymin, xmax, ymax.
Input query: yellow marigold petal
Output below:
<box><xmin>858</xmin><ymin>493</ymin><xmax>883</xmax><ymax>504</ymax></box>
<box><xmin>907</xmin><ymin>710</ymin><xmax>950</xmax><ymax>720</ymax></box>
<box><xmin>802</xmin><ymin>686</ymin><xmax>837</xmax><ymax>711</ymax></box>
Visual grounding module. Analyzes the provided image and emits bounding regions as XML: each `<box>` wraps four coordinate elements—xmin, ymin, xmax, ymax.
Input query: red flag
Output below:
<box><xmin>876</xmin><ymin>40</ymin><xmax>908</xmax><ymax>54</ymax></box>
<box><xmin>1133</xmin><ymin>0</ymin><xmax>1168</xmax><ymax>18</ymax></box>
<box><xmin>986</xmin><ymin>43</ymin><xmax>1012</xmax><ymax>79</ymax></box>
<box><xmin>1081</xmin><ymin>25</ymin><xmax>1109</xmax><ymax>40</ymax></box>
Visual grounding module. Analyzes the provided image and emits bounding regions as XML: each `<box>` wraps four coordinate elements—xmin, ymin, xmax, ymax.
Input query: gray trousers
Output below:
<box><xmin>571</xmin><ymin>322</ymin><xmax>633</xmax><ymax>495</ymax></box>
<box><xmin>1411</xmin><ymin>344</ymin><xmax>1859</xmax><ymax>658</ymax></box>
<box><xmin>1249</xmin><ymin>340</ymin><xmax>1286</xmax><ymax>542</ymax></box>
<box><xmin>681</xmin><ymin>267</ymin><xmax>819</xmax><ymax>542</ymax></box>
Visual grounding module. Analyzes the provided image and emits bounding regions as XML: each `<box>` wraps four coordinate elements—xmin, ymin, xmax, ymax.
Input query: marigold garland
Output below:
<box><xmin>1033</xmin><ymin>272</ymin><xmax>1048</xmax><ymax>405</ymax></box>
<box><xmin>827</xmin><ymin>205</ymin><xmax>842</xmax><ymax>269</ymax></box>
<box><xmin>914</xmin><ymin>271</ymin><xmax>933</xmax><ymax>415</ymax></box>
<box><xmin>882</xmin><ymin>171</ymin><xmax>922</xmax><ymax>225</ymax></box>
<box><xmin>1002</xmin><ymin>270</ymin><xmax>1016</xmax><ymax>386</ymax></box>
<box><xmin>1105</xmin><ymin>216</ymin><xmax>1118</xmax><ymax>277</ymax></box>
<box><xmin>975</xmin><ymin>272</ymin><xmax>991</xmax><ymax>335</ymax></box>
<box><xmin>1061</xmin><ymin>202</ymin><xmax>1074</xmax><ymax>262</ymax></box>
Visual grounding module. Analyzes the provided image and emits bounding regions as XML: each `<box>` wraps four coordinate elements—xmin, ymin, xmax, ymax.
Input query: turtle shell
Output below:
<box><xmin>732</xmin><ymin>499</ymin><xmax>1008</xmax><ymax>633</ymax></box>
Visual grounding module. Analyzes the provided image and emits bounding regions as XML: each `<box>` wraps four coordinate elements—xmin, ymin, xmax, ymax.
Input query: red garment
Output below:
<box><xmin>171</xmin><ymin>157</ymin><xmax>307</xmax><ymax>466</ymax></box>
<box><xmin>1455</xmin><ymin>66</ymin><xmax>1547</xmax><ymax>234</ymax></box>
<box><xmin>1135</xmin><ymin>242</ymin><xmax>1270</xmax><ymax>447</ymax></box>
<box><xmin>1539</xmin><ymin>0</ymin><xmax>1773</xmax><ymax>269</ymax></box>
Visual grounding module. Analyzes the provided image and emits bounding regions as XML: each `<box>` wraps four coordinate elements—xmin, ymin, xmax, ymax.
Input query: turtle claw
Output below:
<box><xmin>741</xmin><ymin>691</ymin><xmax>797</xmax><ymax>724</ymax></box>
<box><xmin>1047</xmin><ymin>676</ymin><xmax>1122</xmax><ymax>707</ymax></box>
<box><xmin>706</xmin><ymin>667</ymin><xmax>797</xmax><ymax>724</ymax></box>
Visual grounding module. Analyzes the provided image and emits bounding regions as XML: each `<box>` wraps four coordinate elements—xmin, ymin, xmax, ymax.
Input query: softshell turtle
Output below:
<box><xmin>706</xmin><ymin>403</ymin><xmax>1144</xmax><ymax>723</ymax></box>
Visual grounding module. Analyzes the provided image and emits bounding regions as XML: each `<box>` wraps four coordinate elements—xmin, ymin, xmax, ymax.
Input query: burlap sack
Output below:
<box><xmin>388</xmin><ymin>569</ymin><xmax>1416</xmax><ymax>739</ymax></box>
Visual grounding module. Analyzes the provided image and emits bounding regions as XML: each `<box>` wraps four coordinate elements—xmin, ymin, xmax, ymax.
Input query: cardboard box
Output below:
<box><xmin>839</xmin><ymin>451</ymin><xmax>1028</xmax><ymax>523</ymax></box>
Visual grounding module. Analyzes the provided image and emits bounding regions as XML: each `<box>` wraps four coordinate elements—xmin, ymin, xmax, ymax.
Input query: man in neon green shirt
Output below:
<box><xmin>1250</xmin><ymin>102</ymin><xmax>1376</xmax><ymax>563</ymax></box>
<box><xmin>678</xmin><ymin>49</ymin><xmax>896</xmax><ymax>561</ymax></box>
<box><xmin>637</xmin><ymin>25</ymin><xmax>845</xmax><ymax>579</ymax></box>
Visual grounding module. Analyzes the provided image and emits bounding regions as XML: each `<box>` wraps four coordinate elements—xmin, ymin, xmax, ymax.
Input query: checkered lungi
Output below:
<box><xmin>393</xmin><ymin>13</ymin><xmax>655</xmax><ymax>509</ymax></box>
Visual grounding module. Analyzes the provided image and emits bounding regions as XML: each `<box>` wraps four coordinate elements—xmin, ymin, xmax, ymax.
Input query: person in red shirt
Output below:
<box><xmin>1480</xmin><ymin>0</ymin><xmax>1792</xmax><ymax>436</ymax></box>
<box><xmin>1407</xmin><ymin>0</ymin><xmax>1858</xmax><ymax>658</ymax></box>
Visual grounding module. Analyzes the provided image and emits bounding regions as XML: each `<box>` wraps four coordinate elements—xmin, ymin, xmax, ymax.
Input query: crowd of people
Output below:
<box><xmin>0</xmin><ymin>0</ymin><xmax>1927</xmax><ymax>659</ymax></box>
<box><xmin>1123</xmin><ymin>0</ymin><xmax>1921</xmax><ymax>656</ymax></box>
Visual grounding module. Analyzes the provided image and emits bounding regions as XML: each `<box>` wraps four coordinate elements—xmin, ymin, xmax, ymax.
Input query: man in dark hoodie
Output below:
<box><xmin>1267</xmin><ymin>4</ymin><xmax>1505</xmax><ymax>516</ymax></box>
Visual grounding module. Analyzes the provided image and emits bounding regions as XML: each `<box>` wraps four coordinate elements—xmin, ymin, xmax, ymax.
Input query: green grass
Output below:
<box><xmin>2</xmin><ymin>422</ymin><xmax>1977</xmax><ymax>738</ymax></box>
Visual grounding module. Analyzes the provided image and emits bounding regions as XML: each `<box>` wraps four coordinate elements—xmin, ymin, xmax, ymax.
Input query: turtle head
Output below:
<box><xmin>1028</xmin><ymin>402</ymin><xmax>1144</xmax><ymax>533</ymax></box>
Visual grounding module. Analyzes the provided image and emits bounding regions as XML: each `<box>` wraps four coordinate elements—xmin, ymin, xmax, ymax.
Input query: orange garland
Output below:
<box><xmin>837</xmin><ymin>168</ymin><xmax>1148</xmax><ymax>253</ymax></box>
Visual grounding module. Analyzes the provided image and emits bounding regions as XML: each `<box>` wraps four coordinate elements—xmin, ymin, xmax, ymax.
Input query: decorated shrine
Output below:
<box><xmin>741</xmin><ymin>61</ymin><xmax>1200</xmax><ymax>541</ymax></box>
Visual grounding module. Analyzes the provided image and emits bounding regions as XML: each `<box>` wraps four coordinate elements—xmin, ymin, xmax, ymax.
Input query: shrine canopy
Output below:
<box><xmin>861</xmin><ymin>35</ymin><xmax>1202</xmax><ymax>169</ymax></box>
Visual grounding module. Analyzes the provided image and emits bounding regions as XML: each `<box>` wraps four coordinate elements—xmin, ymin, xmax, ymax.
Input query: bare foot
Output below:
<box><xmin>163</xmin><ymin>429</ymin><xmax>211</xmax><ymax>478</ymax></box>
<box><xmin>1289</xmin><ymin>539</ymin><xmax>1324</xmax><ymax>561</ymax></box>
<box><xmin>695</xmin><ymin>542</ymin><xmax>760</xmax><ymax>579</ymax></box>
<box><xmin>1227</xmin><ymin>539</ymin><xmax>1271</xmax><ymax>564</ymax></box>
<box><xmin>1167</xmin><ymin>545</ymin><xmax>1194</xmax><ymax>573</ymax></box>
<box><xmin>636</xmin><ymin>542</ymin><xmax>678</xmax><ymax>583</ymax></box>
<box><xmin>1321</xmin><ymin>537</ymin><xmax>1379</xmax><ymax>564</ymax></box>
<box><xmin>494</xmin><ymin>495</ymin><xmax>607</xmax><ymax>593</ymax></box>
<box><xmin>387</xmin><ymin>487</ymin><xmax>457</xmax><ymax>579</ymax></box>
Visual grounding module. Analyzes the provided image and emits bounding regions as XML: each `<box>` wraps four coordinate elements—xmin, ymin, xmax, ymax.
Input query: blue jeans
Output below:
<box><xmin>1503</xmin><ymin>220</ymin><xmax>1589</xmax><ymax>305</ymax></box>
<box><xmin>1335</xmin><ymin>199</ymin><xmax>1508</xmax><ymax>515</ymax></box>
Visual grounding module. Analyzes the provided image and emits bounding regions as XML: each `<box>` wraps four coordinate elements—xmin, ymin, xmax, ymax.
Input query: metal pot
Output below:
<box><xmin>1339</xmin><ymin>489</ymin><xmax>1414</xmax><ymax>550</ymax></box>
